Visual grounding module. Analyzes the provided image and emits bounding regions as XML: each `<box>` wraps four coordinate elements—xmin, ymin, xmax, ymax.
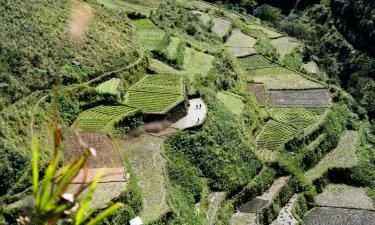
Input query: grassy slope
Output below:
<box><xmin>217</xmin><ymin>91</ymin><xmax>244</xmax><ymax>116</ymax></box>
<box><xmin>0</xmin><ymin>0</ymin><xmax>138</xmax><ymax>110</ymax></box>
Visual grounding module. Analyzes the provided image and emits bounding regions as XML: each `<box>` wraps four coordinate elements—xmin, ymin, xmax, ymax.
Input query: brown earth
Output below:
<box><xmin>270</xmin><ymin>89</ymin><xmax>331</xmax><ymax>108</ymax></box>
<box><xmin>247</xmin><ymin>83</ymin><xmax>267</xmax><ymax>106</ymax></box>
<box><xmin>64</xmin><ymin>131</ymin><xmax>123</xmax><ymax>168</ymax></box>
<box><xmin>71</xmin><ymin>167</ymin><xmax>127</xmax><ymax>183</ymax></box>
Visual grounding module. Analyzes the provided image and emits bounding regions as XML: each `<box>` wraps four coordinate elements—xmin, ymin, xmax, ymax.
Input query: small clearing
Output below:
<box><xmin>96</xmin><ymin>78</ymin><xmax>121</xmax><ymax>94</ymax></box>
<box><xmin>133</xmin><ymin>18</ymin><xmax>165</xmax><ymax>51</ymax></box>
<box><xmin>167</xmin><ymin>37</ymin><xmax>182</xmax><ymax>58</ymax></box>
<box><xmin>64</xmin><ymin>131</ymin><xmax>123</xmax><ymax>168</ymax></box>
<box><xmin>192</xmin><ymin>10</ymin><xmax>211</xmax><ymax>26</ymax></box>
<box><xmin>269</xmin><ymin>89</ymin><xmax>331</xmax><ymax>108</ymax></box>
<box><xmin>225</xmin><ymin>28</ymin><xmax>257</xmax><ymax>57</ymax></box>
<box><xmin>271</xmin><ymin>194</ymin><xmax>298</xmax><ymax>225</ymax></box>
<box><xmin>212</xmin><ymin>17</ymin><xmax>232</xmax><ymax>38</ymax></box>
<box><xmin>305</xmin><ymin>130</ymin><xmax>359</xmax><ymax>182</ymax></box>
<box><xmin>120</xmin><ymin>135</ymin><xmax>169</xmax><ymax>223</ymax></box>
<box><xmin>247</xmin><ymin>83</ymin><xmax>267</xmax><ymax>106</ymax></box>
<box><xmin>239</xmin><ymin>55</ymin><xmax>277</xmax><ymax>70</ymax></box>
<box><xmin>71</xmin><ymin>167</ymin><xmax>126</xmax><ymax>183</ymax></box>
<box><xmin>149</xmin><ymin>58</ymin><xmax>183</xmax><ymax>75</ymax></box>
<box><xmin>171</xmin><ymin>98</ymin><xmax>207</xmax><ymax>130</ymax></box>
<box><xmin>217</xmin><ymin>91</ymin><xmax>244</xmax><ymax>116</ymax></box>
<box><xmin>315</xmin><ymin>184</ymin><xmax>373</xmax><ymax>210</ymax></box>
<box><xmin>183</xmin><ymin>47</ymin><xmax>214</xmax><ymax>76</ymax></box>
<box><xmin>231</xmin><ymin>212</ymin><xmax>257</xmax><ymax>225</ymax></box>
<box><xmin>206</xmin><ymin>192</ymin><xmax>226</xmax><ymax>225</ymax></box>
<box><xmin>271</xmin><ymin>37</ymin><xmax>299</xmax><ymax>59</ymax></box>
<box><xmin>304</xmin><ymin>207</ymin><xmax>375</xmax><ymax>225</ymax></box>
<box><xmin>247</xmin><ymin>24</ymin><xmax>284</xmax><ymax>39</ymax></box>
<box><xmin>252</xmin><ymin>74</ymin><xmax>323</xmax><ymax>90</ymax></box>
<box><xmin>303</xmin><ymin>61</ymin><xmax>320</xmax><ymax>74</ymax></box>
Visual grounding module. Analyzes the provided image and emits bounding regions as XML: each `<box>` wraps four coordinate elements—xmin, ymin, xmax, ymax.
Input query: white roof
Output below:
<box><xmin>129</xmin><ymin>216</ymin><xmax>143</xmax><ymax>225</ymax></box>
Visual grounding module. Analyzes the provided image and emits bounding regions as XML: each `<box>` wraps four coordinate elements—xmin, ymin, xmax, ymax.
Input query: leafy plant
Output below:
<box><xmin>31</xmin><ymin>128</ymin><xmax>122</xmax><ymax>225</ymax></box>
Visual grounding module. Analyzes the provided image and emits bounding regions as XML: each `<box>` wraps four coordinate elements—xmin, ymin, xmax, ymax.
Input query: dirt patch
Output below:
<box><xmin>304</xmin><ymin>207</ymin><xmax>375</xmax><ymax>225</ymax></box>
<box><xmin>258</xmin><ymin>176</ymin><xmax>288</xmax><ymax>201</ymax></box>
<box><xmin>238</xmin><ymin>198</ymin><xmax>268</xmax><ymax>213</ymax></box>
<box><xmin>270</xmin><ymin>37</ymin><xmax>299</xmax><ymax>59</ymax></box>
<box><xmin>231</xmin><ymin>212</ymin><xmax>257</xmax><ymax>225</ymax></box>
<box><xmin>120</xmin><ymin>135</ymin><xmax>169</xmax><ymax>223</ymax></box>
<box><xmin>270</xmin><ymin>89</ymin><xmax>331</xmax><ymax>108</ymax></box>
<box><xmin>212</xmin><ymin>17</ymin><xmax>231</xmax><ymax>38</ymax></box>
<box><xmin>71</xmin><ymin>167</ymin><xmax>127</xmax><ymax>183</ymax></box>
<box><xmin>247</xmin><ymin>83</ymin><xmax>267</xmax><ymax>106</ymax></box>
<box><xmin>64</xmin><ymin>131</ymin><xmax>123</xmax><ymax>168</ymax></box>
<box><xmin>206</xmin><ymin>192</ymin><xmax>226</xmax><ymax>225</ymax></box>
<box><xmin>315</xmin><ymin>184</ymin><xmax>373</xmax><ymax>210</ymax></box>
<box><xmin>225</xmin><ymin>28</ymin><xmax>257</xmax><ymax>57</ymax></box>
<box><xmin>68</xmin><ymin>182</ymin><xmax>126</xmax><ymax>209</ymax></box>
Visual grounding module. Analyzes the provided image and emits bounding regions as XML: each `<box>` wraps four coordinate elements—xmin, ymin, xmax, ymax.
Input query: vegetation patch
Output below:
<box><xmin>256</xmin><ymin>120</ymin><xmax>300</xmax><ymax>152</ymax></box>
<box><xmin>120</xmin><ymin>135</ymin><xmax>169</xmax><ymax>223</ymax></box>
<box><xmin>183</xmin><ymin>47</ymin><xmax>215</xmax><ymax>76</ymax></box>
<box><xmin>305</xmin><ymin>131</ymin><xmax>359</xmax><ymax>182</ymax></box>
<box><xmin>271</xmin><ymin>108</ymin><xmax>326</xmax><ymax>130</ymax></box>
<box><xmin>246</xmin><ymin>24</ymin><xmax>284</xmax><ymax>39</ymax></box>
<box><xmin>132</xmin><ymin>18</ymin><xmax>165</xmax><ymax>51</ymax></box>
<box><xmin>95</xmin><ymin>78</ymin><xmax>121</xmax><ymax>95</ymax></box>
<box><xmin>212</xmin><ymin>17</ymin><xmax>232</xmax><ymax>38</ymax></box>
<box><xmin>270</xmin><ymin>89</ymin><xmax>331</xmax><ymax>107</ymax></box>
<box><xmin>252</xmin><ymin>74</ymin><xmax>323</xmax><ymax>90</ymax></box>
<box><xmin>191</xmin><ymin>10</ymin><xmax>211</xmax><ymax>26</ymax></box>
<box><xmin>73</xmin><ymin>105</ymin><xmax>139</xmax><ymax>132</ymax></box>
<box><xmin>315</xmin><ymin>184</ymin><xmax>373</xmax><ymax>210</ymax></box>
<box><xmin>216</xmin><ymin>91</ymin><xmax>244</xmax><ymax>116</ymax></box>
<box><xmin>246</xmin><ymin>83</ymin><xmax>267</xmax><ymax>106</ymax></box>
<box><xmin>270</xmin><ymin>37</ymin><xmax>300</xmax><ymax>59</ymax></box>
<box><xmin>225</xmin><ymin>29</ymin><xmax>257</xmax><ymax>57</ymax></box>
<box><xmin>238</xmin><ymin>55</ymin><xmax>277</xmax><ymax>70</ymax></box>
<box><xmin>124</xmin><ymin>74</ymin><xmax>185</xmax><ymax>114</ymax></box>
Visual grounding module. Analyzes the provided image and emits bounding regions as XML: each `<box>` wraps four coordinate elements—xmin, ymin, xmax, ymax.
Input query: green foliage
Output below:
<box><xmin>282</xmin><ymin>51</ymin><xmax>304</xmax><ymax>71</ymax></box>
<box><xmin>124</xmin><ymin>74</ymin><xmax>184</xmax><ymax>114</ymax></box>
<box><xmin>255</xmin><ymin>36</ymin><xmax>279</xmax><ymax>61</ymax></box>
<box><xmin>164</xmin><ymin>88</ymin><xmax>262</xmax><ymax>193</ymax></box>
<box><xmin>254</xmin><ymin>4</ymin><xmax>283</xmax><ymax>24</ymax></box>
<box><xmin>151</xmin><ymin>1</ymin><xmax>220</xmax><ymax>44</ymax></box>
<box><xmin>95</xmin><ymin>78</ymin><xmax>122</xmax><ymax>95</ymax></box>
<box><xmin>238</xmin><ymin>54</ymin><xmax>278</xmax><ymax>70</ymax></box>
<box><xmin>56</xmin><ymin>93</ymin><xmax>80</xmax><ymax>126</ymax></box>
<box><xmin>0</xmin><ymin>0</ymin><xmax>138</xmax><ymax>110</ymax></box>
<box><xmin>133</xmin><ymin>18</ymin><xmax>166</xmax><ymax>51</ymax></box>
<box><xmin>74</xmin><ymin>106</ymin><xmax>140</xmax><ymax>132</ymax></box>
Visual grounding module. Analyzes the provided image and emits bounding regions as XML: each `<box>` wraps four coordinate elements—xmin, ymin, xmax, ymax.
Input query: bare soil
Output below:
<box><xmin>270</xmin><ymin>89</ymin><xmax>331</xmax><ymax>108</ymax></box>
<box><xmin>247</xmin><ymin>83</ymin><xmax>267</xmax><ymax>106</ymax></box>
<box><xmin>64</xmin><ymin>131</ymin><xmax>123</xmax><ymax>168</ymax></box>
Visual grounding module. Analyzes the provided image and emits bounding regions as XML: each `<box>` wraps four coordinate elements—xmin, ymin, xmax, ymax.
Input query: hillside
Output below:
<box><xmin>0</xmin><ymin>1</ymin><xmax>374</xmax><ymax>225</ymax></box>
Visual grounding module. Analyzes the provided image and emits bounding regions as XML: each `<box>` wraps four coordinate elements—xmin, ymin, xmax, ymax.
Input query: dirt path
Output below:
<box><xmin>171</xmin><ymin>98</ymin><xmax>207</xmax><ymax>130</ymax></box>
<box><xmin>120</xmin><ymin>135</ymin><xmax>169</xmax><ymax>223</ymax></box>
<box><xmin>231</xmin><ymin>176</ymin><xmax>288</xmax><ymax>225</ymax></box>
<box><xmin>206</xmin><ymin>192</ymin><xmax>226</xmax><ymax>225</ymax></box>
<box><xmin>271</xmin><ymin>194</ymin><xmax>298</xmax><ymax>225</ymax></box>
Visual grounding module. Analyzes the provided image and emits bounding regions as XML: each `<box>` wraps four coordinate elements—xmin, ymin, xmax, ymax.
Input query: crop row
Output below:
<box><xmin>238</xmin><ymin>55</ymin><xmax>277</xmax><ymax>70</ymax></box>
<box><xmin>251</xmin><ymin>67</ymin><xmax>295</xmax><ymax>76</ymax></box>
<box><xmin>256</xmin><ymin>120</ymin><xmax>300</xmax><ymax>151</ymax></box>
<box><xmin>125</xmin><ymin>91</ymin><xmax>183</xmax><ymax>113</ymax></box>
<box><xmin>271</xmin><ymin>108</ymin><xmax>325</xmax><ymax>130</ymax></box>
<box><xmin>74</xmin><ymin>106</ymin><xmax>139</xmax><ymax>132</ymax></box>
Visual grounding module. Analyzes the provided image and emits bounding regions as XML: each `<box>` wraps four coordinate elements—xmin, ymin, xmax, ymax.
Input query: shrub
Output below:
<box><xmin>254</xmin><ymin>4</ymin><xmax>283</xmax><ymax>24</ymax></box>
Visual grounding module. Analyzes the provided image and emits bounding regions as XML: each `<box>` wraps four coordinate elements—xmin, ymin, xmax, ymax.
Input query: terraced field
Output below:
<box><xmin>125</xmin><ymin>74</ymin><xmax>185</xmax><ymax>114</ymax></box>
<box><xmin>252</xmin><ymin>74</ymin><xmax>323</xmax><ymax>90</ymax></box>
<box><xmin>74</xmin><ymin>106</ymin><xmax>140</xmax><ymax>132</ymax></box>
<box><xmin>251</xmin><ymin>67</ymin><xmax>298</xmax><ymax>76</ymax></box>
<box><xmin>270</xmin><ymin>37</ymin><xmax>299</xmax><ymax>59</ymax></box>
<box><xmin>238</xmin><ymin>55</ymin><xmax>277</xmax><ymax>70</ymax></box>
<box><xmin>305</xmin><ymin>131</ymin><xmax>359</xmax><ymax>182</ymax></box>
<box><xmin>246</xmin><ymin>24</ymin><xmax>284</xmax><ymax>39</ymax></box>
<box><xmin>225</xmin><ymin>28</ymin><xmax>257</xmax><ymax>57</ymax></box>
<box><xmin>271</xmin><ymin>108</ymin><xmax>326</xmax><ymax>130</ymax></box>
<box><xmin>191</xmin><ymin>10</ymin><xmax>211</xmax><ymax>26</ymax></box>
<box><xmin>256</xmin><ymin>120</ymin><xmax>300</xmax><ymax>151</ymax></box>
<box><xmin>212</xmin><ymin>17</ymin><xmax>232</xmax><ymax>38</ymax></box>
<box><xmin>183</xmin><ymin>47</ymin><xmax>215</xmax><ymax>76</ymax></box>
<box><xmin>95</xmin><ymin>78</ymin><xmax>121</xmax><ymax>94</ymax></box>
<box><xmin>256</xmin><ymin>109</ymin><xmax>326</xmax><ymax>151</ymax></box>
<box><xmin>133</xmin><ymin>18</ymin><xmax>165</xmax><ymax>51</ymax></box>
<box><xmin>270</xmin><ymin>89</ymin><xmax>331</xmax><ymax>107</ymax></box>
<box><xmin>247</xmin><ymin>83</ymin><xmax>267</xmax><ymax>106</ymax></box>
<box><xmin>217</xmin><ymin>91</ymin><xmax>244</xmax><ymax>116</ymax></box>
<box><xmin>166</xmin><ymin>36</ymin><xmax>182</xmax><ymax>59</ymax></box>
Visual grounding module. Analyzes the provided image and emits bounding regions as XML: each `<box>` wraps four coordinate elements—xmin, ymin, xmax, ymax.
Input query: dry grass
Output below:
<box><xmin>231</xmin><ymin>212</ymin><xmax>257</xmax><ymax>225</ymax></box>
<box><xmin>212</xmin><ymin>17</ymin><xmax>232</xmax><ymax>38</ymax></box>
<box><xmin>305</xmin><ymin>131</ymin><xmax>359</xmax><ymax>182</ymax></box>
<box><xmin>247</xmin><ymin>83</ymin><xmax>267</xmax><ymax>106</ymax></box>
<box><xmin>270</xmin><ymin>37</ymin><xmax>299</xmax><ymax>59</ymax></box>
<box><xmin>225</xmin><ymin>28</ymin><xmax>257</xmax><ymax>57</ymax></box>
<box><xmin>120</xmin><ymin>135</ymin><xmax>169</xmax><ymax>223</ymax></box>
<box><xmin>183</xmin><ymin>47</ymin><xmax>215</xmax><ymax>76</ymax></box>
<box><xmin>315</xmin><ymin>184</ymin><xmax>373</xmax><ymax>210</ymax></box>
